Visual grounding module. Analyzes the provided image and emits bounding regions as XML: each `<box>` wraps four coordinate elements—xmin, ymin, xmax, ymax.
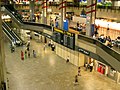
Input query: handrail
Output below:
<box><xmin>23</xmin><ymin>22</ymin><xmax>52</xmax><ymax>30</ymax></box>
<box><xmin>3</xmin><ymin>21</ymin><xmax>23</xmax><ymax>42</ymax></box>
<box><xmin>2</xmin><ymin>26</ymin><xmax>13</xmax><ymax>42</ymax></box>
<box><xmin>2</xmin><ymin>25</ymin><xmax>14</xmax><ymax>41</ymax></box>
<box><xmin>78</xmin><ymin>34</ymin><xmax>120</xmax><ymax>62</ymax></box>
<box><xmin>2</xmin><ymin>23</ymin><xmax>14</xmax><ymax>40</ymax></box>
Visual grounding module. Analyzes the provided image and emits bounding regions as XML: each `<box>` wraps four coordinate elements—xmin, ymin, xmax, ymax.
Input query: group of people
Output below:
<box><xmin>76</xmin><ymin>21</ymin><xmax>86</xmax><ymax>32</ymax></box>
<box><xmin>50</xmin><ymin>16</ymin><xmax>59</xmax><ymax>28</ymax></box>
<box><xmin>85</xmin><ymin>62</ymin><xmax>94</xmax><ymax>72</ymax></box>
<box><xmin>66</xmin><ymin>56</ymin><xmax>81</xmax><ymax>85</ymax></box>
<box><xmin>97</xmin><ymin>34</ymin><xmax>113</xmax><ymax>48</ymax></box>
<box><xmin>92</xmin><ymin>27</ymin><xmax>113</xmax><ymax>48</ymax></box>
<box><xmin>48</xmin><ymin>41</ymin><xmax>55</xmax><ymax>51</ymax></box>
<box><xmin>66</xmin><ymin>56</ymin><xmax>95</xmax><ymax>85</ymax></box>
<box><xmin>74</xmin><ymin>67</ymin><xmax>81</xmax><ymax>85</ymax></box>
<box><xmin>21</xmin><ymin>41</ymin><xmax>36</xmax><ymax>60</ymax></box>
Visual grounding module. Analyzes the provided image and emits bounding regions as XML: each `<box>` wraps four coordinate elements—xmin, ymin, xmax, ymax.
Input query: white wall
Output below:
<box><xmin>55</xmin><ymin>43</ymin><xmax>85</xmax><ymax>66</ymax></box>
<box><xmin>78</xmin><ymin>53</ymin><xmax>85</xmax><ymax>66</ymax></box>
<box><xmin>114</xmin><ymin>1</ymin><xmax>120</xmax><ymax>6</ymax></box>
<box><xmin>72</xmin><ymin>16</ymin><xmax>86</xmax><ymax>23</ymax></box>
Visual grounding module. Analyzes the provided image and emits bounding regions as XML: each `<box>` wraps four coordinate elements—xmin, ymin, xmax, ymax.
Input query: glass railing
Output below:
<box><xmin>23</xmin><ymin>22</ymin><xmax>52</xmax><ymax>30</ymax></box>
<box><xmin>78</xmin><ymin>34</ymin><xmax>120</xmax><ymax>62</ymax></box>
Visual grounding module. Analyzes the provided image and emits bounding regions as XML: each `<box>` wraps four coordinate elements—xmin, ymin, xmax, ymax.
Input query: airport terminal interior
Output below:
<box><xmin>0</xmin><ymin>0</ymin><xmax>120</xmax><ymax>90</ymax></box>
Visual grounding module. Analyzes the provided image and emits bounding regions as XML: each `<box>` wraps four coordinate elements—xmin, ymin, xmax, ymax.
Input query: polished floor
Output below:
<box><xmin>4</xmin><ymin>40</ymin><xmax>120</xmax><ymax>90</ymax></box>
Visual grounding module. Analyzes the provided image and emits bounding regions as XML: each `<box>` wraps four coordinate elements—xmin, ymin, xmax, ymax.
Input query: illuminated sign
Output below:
<box><xmin>78</xmin><ymin>47</ymin><xmax>90</xmax><ymax>55</ymax></box>
<box><xmin>54</xmin><ymin>28</ymin><xmax>63</xmax><ymax>33</ymax></box>
<box><xmin>54</xmin><ymin>28</ymin><xmax>74</xmax><ymax>36</ymax></box>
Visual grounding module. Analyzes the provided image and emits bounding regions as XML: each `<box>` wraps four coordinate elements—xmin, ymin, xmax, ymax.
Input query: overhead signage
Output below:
<box><xmin>53</xmin><ymin>28</ymin><xmax>75</xmax><ymax>50</ymax></box>
<box><xmin>66</xmin><ymin>31</ymin><xmax>74</xmax><ymax>37</ymax></box>
<box><xmin>54</xmin><ymin>28</ymin><xmax>74</xmax><ymax>36</ymax></box>
<box><xmin>78</xmin><ymin>47</ymin><xmax>90</xmax><ymax>55</ymax></box>
<box><xmin>54</xmin><ymin>28</ymin><xmax>63</xmax><ymax>34</ymax></box>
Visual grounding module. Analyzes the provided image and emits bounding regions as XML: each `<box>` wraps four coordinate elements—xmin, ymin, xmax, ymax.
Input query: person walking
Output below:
<box><xmin>85</xmin><ymin>62</ymin><xmax>88</xmax><ymax>71</ymax></box>
<box><xmin>74</xmin><ymin>75</ymin><xmax>79</xmax><ymax>85</ymax></box>
<box><xmin>27</xmin><ymin>46</ymin><xmax>29</xmax><ymax>51</ymax></box>
<box><xmin>78</xmin><ymin>67</ymin><xmax>81</xmax><ymax>76</ymax></box>
<box><xmin>21</xmin><ymin>50</ymin><xmax>24</xmax><ymax>60</ymax></box>
<box><xmin>43</xmin><ymin>44</ymin><xmax>46</xmax><ymax>51</ymax></box>
<box><xmin>66</xmin><ymin>56</ymin><xmax>69</xmax><ymax>63</ymax></box>
<box><xmin>90</xmin><ymin>62</ymin><xmax>93</xmax><ymax>72</ymax></box>
<box><xmin>33</xmin><ymin>50</ymin><xmax>36</xmax><ymax>58</ymax></box>
<box><xmin>28</xmin><ymin>51</ymin><xmax>30</xmax><ymax>58</ymax></box>
<box><xmin>25</xmin><ymin>50</ymin><xmax>27</xmax><ymax>59</ymax></box>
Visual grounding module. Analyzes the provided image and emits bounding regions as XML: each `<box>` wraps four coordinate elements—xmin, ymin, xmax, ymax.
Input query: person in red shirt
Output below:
<box><xmin>21</xmin><ymin>50</ymin><xmax>24</xmax><ymax>60</ymax></box>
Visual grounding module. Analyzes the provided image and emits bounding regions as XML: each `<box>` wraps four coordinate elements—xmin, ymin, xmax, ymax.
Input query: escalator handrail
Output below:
<box><xmin>3</xmin><ymin>22</ymin><xmax>12</xmax><ymax>31</ymax></box>
<box><xmin>2</xmin><ymin>22</ymin><xmax>18</xmax><ymax>42</ymax></box>
<box><xmin>2</xmin><ymin>26</ymin><xmax>13</xmax><ymax>42</ymax></box>
<box><xmin>11</xmin><ymin>31</ymin><xmax>23</xmax><ymax>42</ymax></box>
<box><xmin>23</xmin><ymin>22</ymin><xmax>52</xmax><ymax>29</ymax></box>
<box><xmin>3</xmin><ymin>22</ymin><xmax>21</xmax><ymax>42</ymax></box>
<box><xmin>78</xmin><ymin>34</ymin><xmax>120</xmax><ymax>62</ymax></box>
<box><xmin>2</xmin><ymin>24</ymin><xmax>14</xmax><ymax>40</ymax></box>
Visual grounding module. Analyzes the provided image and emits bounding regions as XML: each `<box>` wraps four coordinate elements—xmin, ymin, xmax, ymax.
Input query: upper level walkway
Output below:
<box><xmin>3</xmin><ymin>4</ymin><xmax>120</xmax><ymax>72</ymax></box>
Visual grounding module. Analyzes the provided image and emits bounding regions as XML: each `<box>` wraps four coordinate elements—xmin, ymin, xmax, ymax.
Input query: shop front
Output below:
<box><xmin>97</xmin><ymin>63</ymin><xmax>106</xmax><ymax>75</ymax></box>
<box><xmin>107</xmin><ymin>67</ymin><xmax>120</xmax><ymax>83</ymax></box>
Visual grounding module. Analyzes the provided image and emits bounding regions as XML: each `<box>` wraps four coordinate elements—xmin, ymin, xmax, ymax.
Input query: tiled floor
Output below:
<box><xmin>4</xmin><ymin>40</ymin><xmax>120</xmax><ymax>90</ymax></box>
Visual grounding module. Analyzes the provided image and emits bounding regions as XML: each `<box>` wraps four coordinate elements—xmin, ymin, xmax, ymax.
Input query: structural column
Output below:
<box><xmin>30</xmin><ymin>0</ymin><xmax>35</xmax><ymax>22</ymax></box>
<box><xmin>42</xmin><ymin>0</ymin><xmax>48</xmax><ymax>24</ymax></box>
<box><xmin>0</xmin><ymin>1</ymin><xmax>7</xmax><ymax>89</ymax></box>
<box><xmin>60</xmin><ymin>0</ymin><xmax>66</xmax><ymax>29</ymax></box>
<box><xmin>116</xmin><ymin>71</ymin><xmax>120</xmax><ymax>84</ymax></box>
<box><xmin>86</xmin><ymin>0</ymin><xmax>97</xmax><ymax>36</ymax></box>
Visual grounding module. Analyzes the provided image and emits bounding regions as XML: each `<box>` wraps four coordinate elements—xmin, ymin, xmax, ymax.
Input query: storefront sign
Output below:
<box><xmin>78</xmin><ymin>47</ymin><xmax>90</xmax><ymax>55</ymax></box>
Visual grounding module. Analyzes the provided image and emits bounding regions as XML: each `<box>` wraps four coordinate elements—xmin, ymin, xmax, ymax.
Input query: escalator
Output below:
<box><xmin>3</xmin><ymin>21</ymin><xmax>24</xmax><ymax>45</ymax></box>
<box><xmin>2</xmin><ymin>23</ymin><xmax>14</xmax><ymax>43</ymax></box>
<box><xmin>2</xmin><ymin>5</ymin><xmax>120</xmax><ymax>72</ymax></box>
<box><xmin>2</xmin><ymin>21</ymin><xmax>22</xmax><ymax>46</ymax></box>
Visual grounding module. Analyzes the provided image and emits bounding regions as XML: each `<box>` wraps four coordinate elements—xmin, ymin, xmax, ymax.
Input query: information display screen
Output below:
<box><xmin>53</xmin><ymin>28</ymin><xmax>75</xmax><ymax>50</ymax></box>
<box><xmin>53</xmin><ymin>32</ymin><xmax>64</xmax><ymax>45</ymax></box>
<box><xmin>63</xmin><ymin>34</ymin><xmax>75</xmax><ymax>50</ymax></box>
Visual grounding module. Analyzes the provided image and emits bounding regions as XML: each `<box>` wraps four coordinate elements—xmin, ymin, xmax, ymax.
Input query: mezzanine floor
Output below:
<box><xmin>4</xmin><ymin>40</ymin><xmax>120</xmax><ymax>90</ymax></box>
